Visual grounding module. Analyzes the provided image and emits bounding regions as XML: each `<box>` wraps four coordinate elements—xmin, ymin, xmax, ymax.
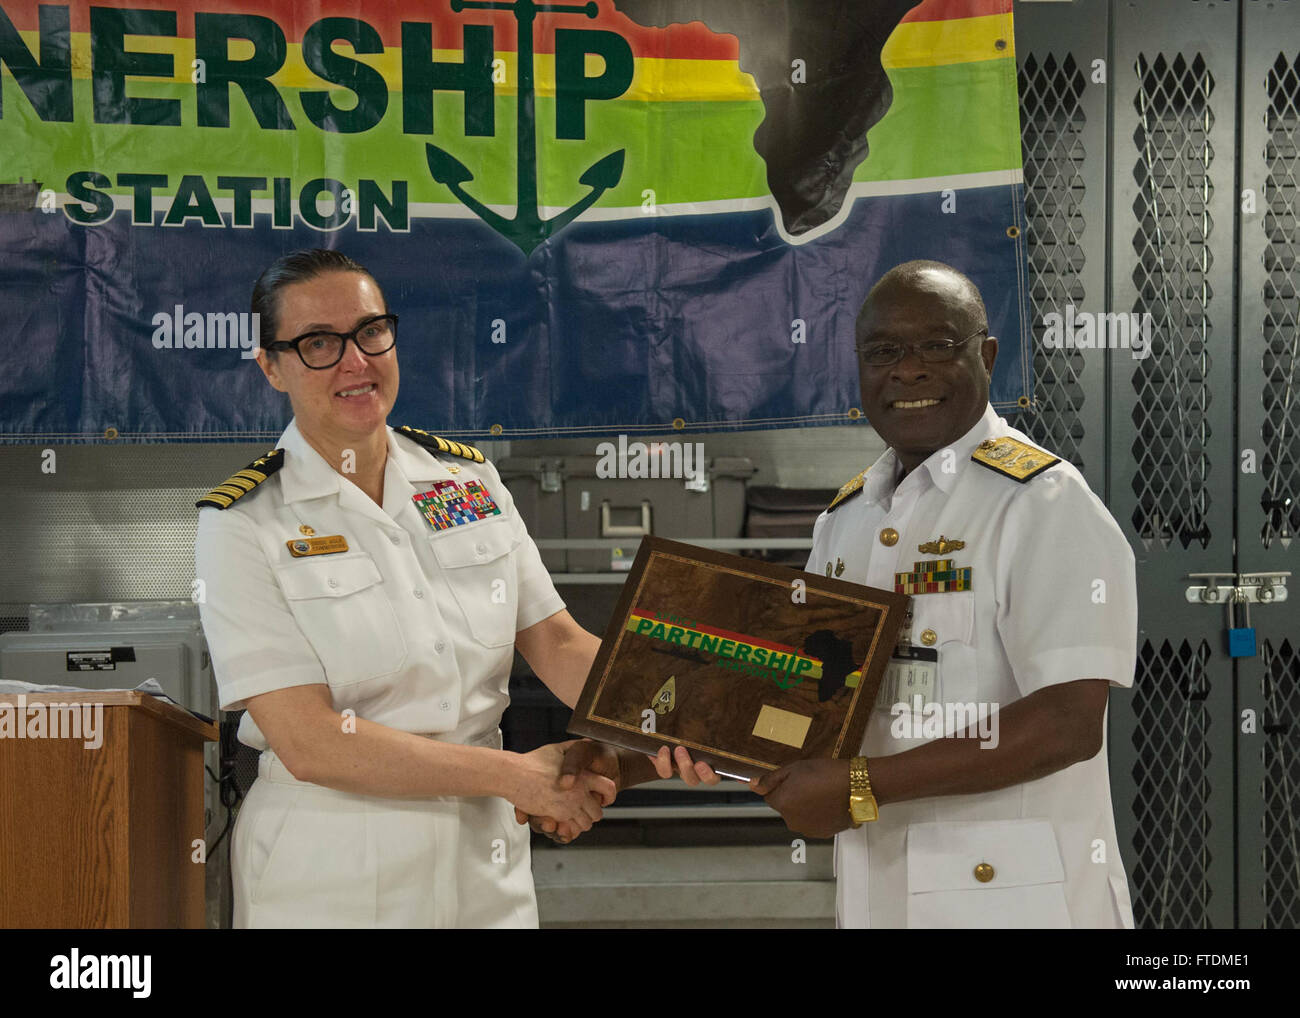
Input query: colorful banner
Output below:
<box><xmin>0</xmin><ymin>0</ymin><xmax>1029</xmax><ymax>441</ymax></box>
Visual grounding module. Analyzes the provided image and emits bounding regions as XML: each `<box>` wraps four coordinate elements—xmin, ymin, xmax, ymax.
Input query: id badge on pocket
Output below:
<box><xmin>876</xmin><ymin>646</ymin><xmax>939</xmax><ymax>708</ymax></box>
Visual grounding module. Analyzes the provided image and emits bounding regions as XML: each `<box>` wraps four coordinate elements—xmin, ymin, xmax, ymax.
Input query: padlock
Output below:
<box><xmin>1227</xmin><ymin>592</ymin><xmax>1257</xmax><ymax>659</ymax></box>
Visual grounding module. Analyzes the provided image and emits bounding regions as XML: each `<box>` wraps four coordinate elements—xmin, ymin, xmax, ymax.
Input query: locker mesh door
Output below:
<box><xmin>1239</xmin><ymin>0</ymin><xmax>1300</xmax><ymax>930</ymax></box>
<box><xmin>1012</xmin><ymin>46</ymin><xmax>1106</xmax><ymax>492</ymax></box>
<box><xmin>1110</xmin><ymin>0</ymin><xmax>1240</xmax><ymax>930</ymax></box>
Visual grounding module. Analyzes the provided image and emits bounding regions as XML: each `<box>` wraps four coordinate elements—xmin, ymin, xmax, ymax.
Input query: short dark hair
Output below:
<box><xmin>252</xmin><ymin>249</ymin><xmax>386</xmax><ymax>354</ymax></box>
<box><xmin>858</xmin><ymin>259</ymin><xmax>989</xmax><ymax>334</ymax></box>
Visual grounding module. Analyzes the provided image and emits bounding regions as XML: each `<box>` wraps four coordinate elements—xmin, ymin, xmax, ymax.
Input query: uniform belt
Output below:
<box><xmin>257</xmin><ymin>727</ymin><xmax>504</xmax><ymax>787</ymax></box>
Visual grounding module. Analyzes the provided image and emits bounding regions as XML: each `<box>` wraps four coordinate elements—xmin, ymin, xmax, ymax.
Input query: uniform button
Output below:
<box><xmin>389</xmin><ymin>533</ymin><xmax>402</xmax><ymax>545</ymax></box>
<box><xmin>920</xmin><ymin>628</ymin><xmax>938</xmax><ymax>646</ymax></box>
<box><xmin>974</xmin><ymin>862</ymin><xmax>995</xmax><ymax>883</ymax></box>
<box><xmin>475</xmin><ymin>542</ymin><xmax>487</xmax><ymax>556</ymax></box>
<box><xmin>434</xmin><ymin>639</ymin><xmax>446</xmax><ymax>653</ymax></box>
<box><xmin>413</xmin><ymin>588</ymin><xmax>424</xmax><ymax>599</ymax></box>
<box><xmin>879</xmin><ymin>528</ymin><xmax>899</xmax><ymax>547</ymax></box>
<box><xmin>439</xmin><ymin>700</ymin><xmax>451</xmax><ymax>711</ymax></box>
<box><xmin>327</xmin><ymin>578</ymin><xmax>339</xmax><ymax>588</ymax></box>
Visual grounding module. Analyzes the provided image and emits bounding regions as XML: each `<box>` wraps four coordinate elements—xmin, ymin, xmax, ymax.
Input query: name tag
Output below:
<box><xmin>876</xmin><ymin>646</ymin><xmax>939</xmax><ymax>707</ymax></box>
<box><xmin>286</xmin><ymin>535</ymin><xmax>349</xmax><ymax>557</ymax></box>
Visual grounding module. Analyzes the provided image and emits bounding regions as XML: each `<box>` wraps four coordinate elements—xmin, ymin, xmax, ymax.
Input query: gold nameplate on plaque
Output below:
<box><xmin>286</xmin><ymin>535</ymin><xmax>349</xmax><ymax>557</ymax></box>
<box><xmin>752</xmin><ymin>704</ymin><xmax>813</xmax><ymax>749</ymax></box>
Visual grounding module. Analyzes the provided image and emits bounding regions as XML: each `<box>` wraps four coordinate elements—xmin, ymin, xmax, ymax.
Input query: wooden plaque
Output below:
<box><xmin>568</xmin><ymin>537</ymin><xmax>908</xmax><ymax>779</ymax></box>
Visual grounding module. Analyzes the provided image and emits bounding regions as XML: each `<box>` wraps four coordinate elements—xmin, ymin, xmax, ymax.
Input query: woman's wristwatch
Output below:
<box><xmin>848</xmin><ymin>756</ymin><xmax>878</xmax><ymax>827</ymax></box>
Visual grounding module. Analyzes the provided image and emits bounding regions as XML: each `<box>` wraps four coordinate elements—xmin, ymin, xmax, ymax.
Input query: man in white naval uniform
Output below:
<box><xmin>752</xmin><ymin>261</ymin><xmax>1137</xmax><ymax>928</ymax></box>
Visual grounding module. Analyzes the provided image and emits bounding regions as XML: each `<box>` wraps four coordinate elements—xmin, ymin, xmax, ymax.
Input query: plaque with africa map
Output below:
<box><xmin>568</xmin><ymin>537</ymin><xmax>909</xmax><ymax>779</ymax></box>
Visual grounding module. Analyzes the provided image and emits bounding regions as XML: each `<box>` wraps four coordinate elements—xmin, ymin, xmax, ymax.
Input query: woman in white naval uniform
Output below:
<box><xmin>194</xmin><ymin>249</ymin><xmax>618</xmax><ymax>928</ymax></box>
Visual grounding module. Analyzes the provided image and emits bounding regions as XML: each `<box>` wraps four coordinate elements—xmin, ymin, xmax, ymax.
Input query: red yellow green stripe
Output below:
<box><xmin>3</xmin><ymin>2</ymin><xmax>1021</xmax><ymax>209</ymax></box>
<box><xmin>626</xmin><ymin>611</ymin><xmax>824</xmax><ymax>681</ymax></box>
<box><xmin>883</xmin><ymin>13</ymin><xmax>1014</xmax><ymax>69</ymax></box>
<box><xmin>902</xmin><ymin>0</ymin><xmax>1011</xmax><ymax>22</ymax></box>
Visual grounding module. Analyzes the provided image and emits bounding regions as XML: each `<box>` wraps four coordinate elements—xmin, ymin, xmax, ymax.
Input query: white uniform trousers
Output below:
<box><xmin>231</xmin><ymin>729</ymin><xmax>537</xmax><ymax>928</ymax></box>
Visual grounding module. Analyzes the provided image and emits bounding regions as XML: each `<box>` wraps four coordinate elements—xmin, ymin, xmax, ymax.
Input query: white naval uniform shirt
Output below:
<box><xmin>195</xmin><ymin>418</ymin><xmax>564</xmax><ymax>749</ymax></box>
<box><xmin>809</xmin><ymin>404</ymin><xmax>1137</xmax><ymax>929</ymax></box>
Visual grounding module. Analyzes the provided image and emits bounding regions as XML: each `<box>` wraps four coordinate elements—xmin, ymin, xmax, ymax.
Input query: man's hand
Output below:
<box><xmin>750</xmin><ymin>758</ymin><xmax>854</xmax><ymax>839</ymax></box>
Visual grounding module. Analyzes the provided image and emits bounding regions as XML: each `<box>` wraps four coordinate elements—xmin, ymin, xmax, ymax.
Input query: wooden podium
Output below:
<box><xmin>0</xmin><ymin>690</ymin><xmax>217</xmax><ymax>928</ymax></box>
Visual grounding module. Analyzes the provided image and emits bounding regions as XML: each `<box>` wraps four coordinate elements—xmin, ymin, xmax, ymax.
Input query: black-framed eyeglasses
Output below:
<box><xmin>265</xmin><ymin>313</ymin><xmax>399</xmax><ymax>369</ymax></box>
<box><xmin>855</xmin><ymin>326</ymin><xmax>988</xmax><ymax>367</ymax></box>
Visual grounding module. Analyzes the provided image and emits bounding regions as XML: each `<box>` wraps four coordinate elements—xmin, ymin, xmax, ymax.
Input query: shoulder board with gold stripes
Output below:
<box><xmin>826</xmin><ymin>469</ymin><xmax>869</xmax><ymax>514</ymax></box>
<box><xmin>195</xmin><ymin>449</ymin><xmax>284</xmax><ymax>509</ymax></box>
<box><xmin>396</xmin><ymin>426</ymin><xmax>485</xmax><ymax>464</ymax></box>
<box><xmin>970</xmin><ymin>436</ymin><xmax>1060</xmax><ymax>483</ymax></box>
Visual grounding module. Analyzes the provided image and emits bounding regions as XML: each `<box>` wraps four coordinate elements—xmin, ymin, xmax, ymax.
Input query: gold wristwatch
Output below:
<box><xmin>848</xmin><ymin>756</ymin><xmax>878</xmax><ymax>826</ymax></box>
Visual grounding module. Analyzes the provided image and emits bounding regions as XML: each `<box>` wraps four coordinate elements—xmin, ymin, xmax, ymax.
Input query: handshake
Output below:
<box><xmin>510</xmin><ymin>738</ymin><xmax>855</xmax><ymax>842</ymax></box>
<box><xmin>509</xmin><ymin>740</ymin><xmax>720</xmax><ymax>844</ymax></box>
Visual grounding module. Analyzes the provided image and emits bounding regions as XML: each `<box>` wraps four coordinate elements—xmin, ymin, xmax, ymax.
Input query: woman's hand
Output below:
<box><xmin>515</xmin><ymin>740</ymin><xmax>624</xmax><ymax>843</ymax></box>
<box><xmin>507</xmin><ymin>740</ymin><xmax>616</xmax><ymax>836</ymax></box>
<box><xmin>651</xmin><ymin>744</ymin><xmax>721</xmax><ymax>786</ymax></box>
<box><xmin>516</xmin><ymin>741</ymin><xmax>721</xmax><ymax>844</ymax></box>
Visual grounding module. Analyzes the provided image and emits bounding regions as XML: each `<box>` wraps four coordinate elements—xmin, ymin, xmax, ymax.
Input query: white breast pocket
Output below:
<box><xmin>910</xmin><ymin>590</ymin><xmax>976</xmax><ymax>707</ymax></box>
<box><xmin>275</xmin><ymin>555</ymin><xmax>407</xmax><ymax>687</ymax></box>
<box><xmin>905</xmin><ymin>818</ymin><xmax>1072</xmax><ymax>928</ymax></box>
<box><xmin>429</xmin><ymin>520</ymin><xmax>521</xmax><ymax>648</ymax></box>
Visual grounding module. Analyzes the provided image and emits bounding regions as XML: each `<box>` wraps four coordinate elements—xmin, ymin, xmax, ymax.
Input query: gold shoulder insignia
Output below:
<box><xmin>827</xmin><ymin>469</ymin><xmax>869</xmax><ymax>513</ymax></box>
<box><xmin>971</xmin><ymin>436</ymin><xmax>1059</xmax><ymax>482</ymax></box>
<box><xmin>196</xmin><ymin>449</ymin><xmax>284</xmax><ymax>509</ymax></box>
<box><xmin>396</xmin><ymin>425</ymin><xmax>486</xmax><ymax>464</ymax></box>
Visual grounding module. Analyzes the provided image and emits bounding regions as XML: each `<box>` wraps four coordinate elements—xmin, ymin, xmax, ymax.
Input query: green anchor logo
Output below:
<box><xmin>427</xmin><ymin>0</ymin><xmax>633</xmax><ymax>254</ymax></box>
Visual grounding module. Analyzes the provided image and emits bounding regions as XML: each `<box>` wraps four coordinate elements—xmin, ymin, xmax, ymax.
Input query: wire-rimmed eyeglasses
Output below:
<box><xmin>855</xmin><ymin>326</ymin><xmax>987</xmax><ymax>367</ymax></box>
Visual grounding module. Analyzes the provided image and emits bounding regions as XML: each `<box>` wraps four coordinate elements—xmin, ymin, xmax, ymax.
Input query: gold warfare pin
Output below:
<box><xmin>918</xmin><ymin>536</ymin><xmax>965</xmax><ymax>555</ymax></box>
